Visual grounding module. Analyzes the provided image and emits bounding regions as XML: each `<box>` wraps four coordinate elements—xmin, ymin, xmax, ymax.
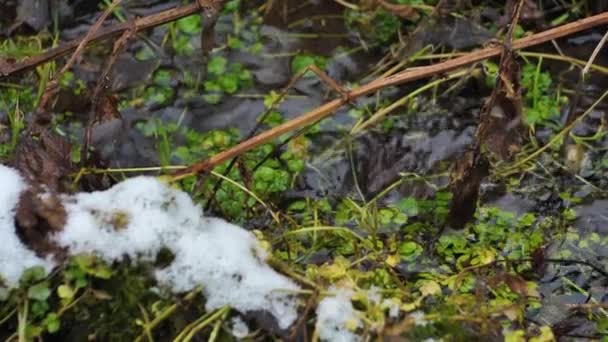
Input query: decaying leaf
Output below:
<box><xmin>486</xmin><ymin>272</ymin><xmax>532</xmax><ymax>304</ymax></box>
<box><xmin>476</xmin><ymin>46</ymin><xmax>524</xmax><ymax>160</ymax></box>
<box><xmin>13</xmin><ymin>124</ymin><xmax>72</xmax><ymax>192</ymax></box>
<box><xmin>15</xmin><ymin>189</ymin><xmax>67</xmax><ymax>258</ymax></box>
<box><xmin>96</xmin><ymin>93</ymin><xmax>122</xmax><ymax>123</ymax></box>
<box><xmin>12</xmin><ymin>115</ymin><xmax>73</xmax><ymax>258</ymax></box>
<box><xmin>447</xmin><ymin>148</ymin><xmax>489</xmax><ymax>229</ymax></box>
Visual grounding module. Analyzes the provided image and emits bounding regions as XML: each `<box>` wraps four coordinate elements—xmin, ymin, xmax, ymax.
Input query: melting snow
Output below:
<box><xmin>0</xmin><ymin>165</ymin><xmax>55</xmax><ymax>286</ymax></box>
<box><xmin>230</xmin><ymin>316</ymin><xmax>250</xmax><ymax>338</ymax></box>
<box><xmin>316</xmin><ymin>286</ymin><xmax>362</xmax><ymax>342</ymax></box>
<box><xmin>0</xmin><ymin>165</ymin><xmax>300</xmax><ymax>329</ymax></box>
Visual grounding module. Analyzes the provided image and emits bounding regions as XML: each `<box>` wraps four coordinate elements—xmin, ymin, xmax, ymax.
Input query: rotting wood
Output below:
<box><xmin>169</xmin><ymin>11</ymin><xmax>608</xmax><ymax>181</ymax></box>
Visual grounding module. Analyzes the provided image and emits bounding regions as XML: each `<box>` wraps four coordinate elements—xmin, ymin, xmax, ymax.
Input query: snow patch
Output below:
<box><xmin>230</xmin><ymin>316</ymin><xmax>250</xmax><ymax>339</ymax></box>
<box><xmin>410</xmin><ymin>311</ymin><xmax>429</xmax><ymax>326</ymax></box>
<box><xmin>382</xmin><ymin>298</ymin><xmax>400</xmax><ymax>318</ymax></box>
<box><xmin>154</xmin><ymin>217</ymin><xmax>300</xmax><ymax>329</ymax></box>
<box><xmin>316</xmin><ymin>286</ymin><xmax>362</xmax><ymax>342</ymax></box>
<box><xmin>55</xmin><ymin>177</ymin><xmax>203</xmax><ymax>262</ymax></box>
<box><xmin>0</xmin><ymin>165</ymin><xmax>55</xmax><ymax>287</ymax></box>
<box><xmin>0</xmin><ymin>166</ymin><xmax>300</xmax><ymax>330</ymax></box>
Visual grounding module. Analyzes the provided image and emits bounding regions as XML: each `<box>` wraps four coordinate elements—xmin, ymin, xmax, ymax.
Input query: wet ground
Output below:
<box><xmin>1</xmin><ymin>0</ymin><xmax>608</xmax><ymax>340</ymax></box>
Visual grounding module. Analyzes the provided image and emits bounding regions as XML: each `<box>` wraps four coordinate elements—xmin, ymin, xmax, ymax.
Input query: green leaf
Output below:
<box><xmin>397</xmin><ymin>197</ymin><xmax>419</xmax><ymax>216</ymax></box>
<box><xmin>57</xmin><ymin>284</ymin><xmax>75</xmax><ymax>300</ymax></box>
<box><xmin>261</xmin><ymin>110</ymin><xmax>283</xmax><ymax>127</ymax></box>
<box><xmin>59</xmin><ymin>71</ymin><xmax>74</xmax><ymax>88</ymax></box>
<box><xmin>225</xmin><ymin>0</ymin><xmax>240</xmax><ymax>12</ymax></box>
<box><xmin>144</xmin><ymin>86</ymin><xmax>175</xmax><ymax>105</ymax></box>
<box><xmin>529</xmin><ymin>326</ymin><xmax>555</xmax><ymax>342</ymax></box>
<box><xmin>287</xmin><ymin>159</ymin><xmax>304</xmax><ymax>172</ymax></box>
<box><xmin>227</xmin><ymin>36</ymin><xmax>243</xmax><ymax>49</ymax></box>
<box><xmin>90</xmin><ymin>264</ymin><xmax>113</xmax><ymax>280</ymax></box>
<box><xmin>20</xmin><ymin>266</ymin><xmax>47</xmax><ymax>285</ymax></box>
<box><xmin>172</xmin><ymin>35</ymin><xmax>195</xmax><ymax>56</ymax></box>
<box><xmin>208</xmin><ymin>56</ymin><xmax>227</xmax><ymax>75</ymax></box>
<box><xmin>153</xmin><ymin>69</ymin><xmax>173</xmax><ymax>86</ymax></box>
<box><xmin>176</xmin><ymin>15</ymin><xmax>201</xmax><ymax>34</ymax></box>
<box><xmin>398</xmin><ymin>241</ymin><xmax>422</xmax><ymax>261</ymax></box>
<box><xmin>219</xmin><ymin>76</ymin><xmax>239</xmax><ymax>94</ymax></box>
<box><xmin>28</xmin><ymin>282</ymin><xmax>51</xmax><ymax>301</ymax></box>
<box><xmin>204</xmin><ymin>80</ymin><xmax>222</xmax><ymax>92</ymax></box>
<box><xmin>256</xmin><ymin>166</ymin><xmax>276</xmax><ymax>182</ymax></box>
<box><xmin>203</xmin><ymin>93</ymin><xmax>222</xmax><ymax>104</ymax></box>
<box><xmin>291</xmin><ymin>54</ymin><xmax>327</xmax><ymax>77</ymax></box>
<box><xmin>43</xmin><ymin>313</ymin><xmax>61</xmax><ymax>333</ymax></box>
<box><xmin>263</xmin><ymin>91</ymin><xmax>282</xmax><ymax>109</ymax></box>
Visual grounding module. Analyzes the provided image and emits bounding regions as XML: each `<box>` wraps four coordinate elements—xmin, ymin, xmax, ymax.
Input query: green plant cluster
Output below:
<box><xmin>344</xmin><ymin>0</ymin><xmax>435</xmax><ymax>44</ymax></box>
<box><xmin>520</xmin><ymin>62</ymin><xmax>567</xmax><ymax>127</ymax></box>
<box><xmin>0</xmin><ymin>256</ymin><xmax>114</xmax><ymax>340</ymax></box>
<box><xmin>483</xmin><ymin>57</ymin><xmax>567</xmax><ymax>128</ymax></box>
<box><xmin>291</xmin><ymin>54</ymin><xmax>328</xmax><ymax>77</ymax></box>
<box><xmin>143</xmin><ymin>68</ymin><xmax>177</xmax><ymax>106</ymax></box>
<box><xmin>137</xmin><ymin>118</ymin><xmax>305</xmax><ymax>221</ymax></box>
<box><xmin>203</xmin><ymin>56</ymin><xmax>253</xmax><ymax>104</ymax></box>
<box><xmin>346</xmin><ymin>8</ymin><xmax>402</xmax><ymax>44</ymax></box>
<box><xmin>225</xmin><ymin>0</ymin><xmax>264</xmax><ymax>54</ymax></box>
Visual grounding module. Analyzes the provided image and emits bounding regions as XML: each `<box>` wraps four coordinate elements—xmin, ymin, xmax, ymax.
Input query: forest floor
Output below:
<box><xmin>1</xmin><ymin>0</ymin><xmax>608</xmax><ymax>341</ymax></box>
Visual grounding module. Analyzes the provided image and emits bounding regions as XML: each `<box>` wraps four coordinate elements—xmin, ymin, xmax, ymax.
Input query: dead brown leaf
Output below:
<box><xmin>96</xmin><ymin>93</ymin><xmax>122</xmax><ymax>123</ymax></box>
<box><xmin>15</xmin><ymin>189</ymin><xmax>67</xmax><ymax>258</ymax></box>
<box><xmin>476</xmin><ymin>47</ymin><xmax>524</xmax><ymax>160</ymax></box>
<box><xmin>488</xmin><ymin>272</ymin><xmax>528</xmax><ymax>297</ymax></box>
<box><xmin>0</xmin><ymin>58</ymin><xmax>17</xmax><ymax>77</ymax></box>
<box><xmin>12</xmin><ymin>114</ymin><xmax>74</xmax><ymax>258</ymax></box>
<box><xmin>447</xmin><ymin>148</ymin><xmax>489</xmax><ymax>229</ymax></box>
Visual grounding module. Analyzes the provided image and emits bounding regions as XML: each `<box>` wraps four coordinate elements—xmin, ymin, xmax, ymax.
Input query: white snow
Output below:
<box><xmin>0</xmin><ymin>165</ymin><xmax>56</xmax><ymax>287</ymax></box>
<box><xmin>410</xmin><ymin>311</ymin><xmax>429</xmax><ymax>326</ymax></box>
<box><xmin>230</xmin><ymin>316</ymin><xmax>250</xmax><ymax>338</ymax></box>
<box><xmin>382</xmin><ymin>298</ymin><xmax>400</xmax><ymax>318</ymax></box>
<box><xmin>53</xmin><ymin>176</ymin><xmax>300</xmax><ymax>329</ymax></box>
<box><xmin>55</xmin><ymin>177</ymin><xmax>203</xmax><ymax>262</ymax></box>
<box><xmin>0</xmin><ymin>166</ymin><xmax>300</xmax><ymax>330</ymax></box>
<box><xmin>154</xmin><ymin>217</ymin><xmax>300</xmax><ymax>329</ymax></box>
<box><xmin>316</xmin><ymin>286</ymin><xmax>362</xmax><ymax>342</ymax></box>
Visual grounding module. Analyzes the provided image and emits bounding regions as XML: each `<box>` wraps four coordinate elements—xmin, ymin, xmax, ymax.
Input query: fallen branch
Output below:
<box><xmin>0</xmin><ymin>0</ymin><xmax>219</xmax><ymax>77</ymax></box>
<box><xmin>169</xmin><ymin>11</ymin><xmax>608</xmax><ymax>181</ymax></box>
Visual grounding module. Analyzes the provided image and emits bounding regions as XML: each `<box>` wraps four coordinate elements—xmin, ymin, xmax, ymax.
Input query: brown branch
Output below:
<box><xmin>169</xmin><ymin>11</ymin><xmax>608</xmax><ymax>181</ymax></box>
<box><xmin>0</xmin><ymin>1</ymin><xmax>216</xmax><ymax>78</ymax></box>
